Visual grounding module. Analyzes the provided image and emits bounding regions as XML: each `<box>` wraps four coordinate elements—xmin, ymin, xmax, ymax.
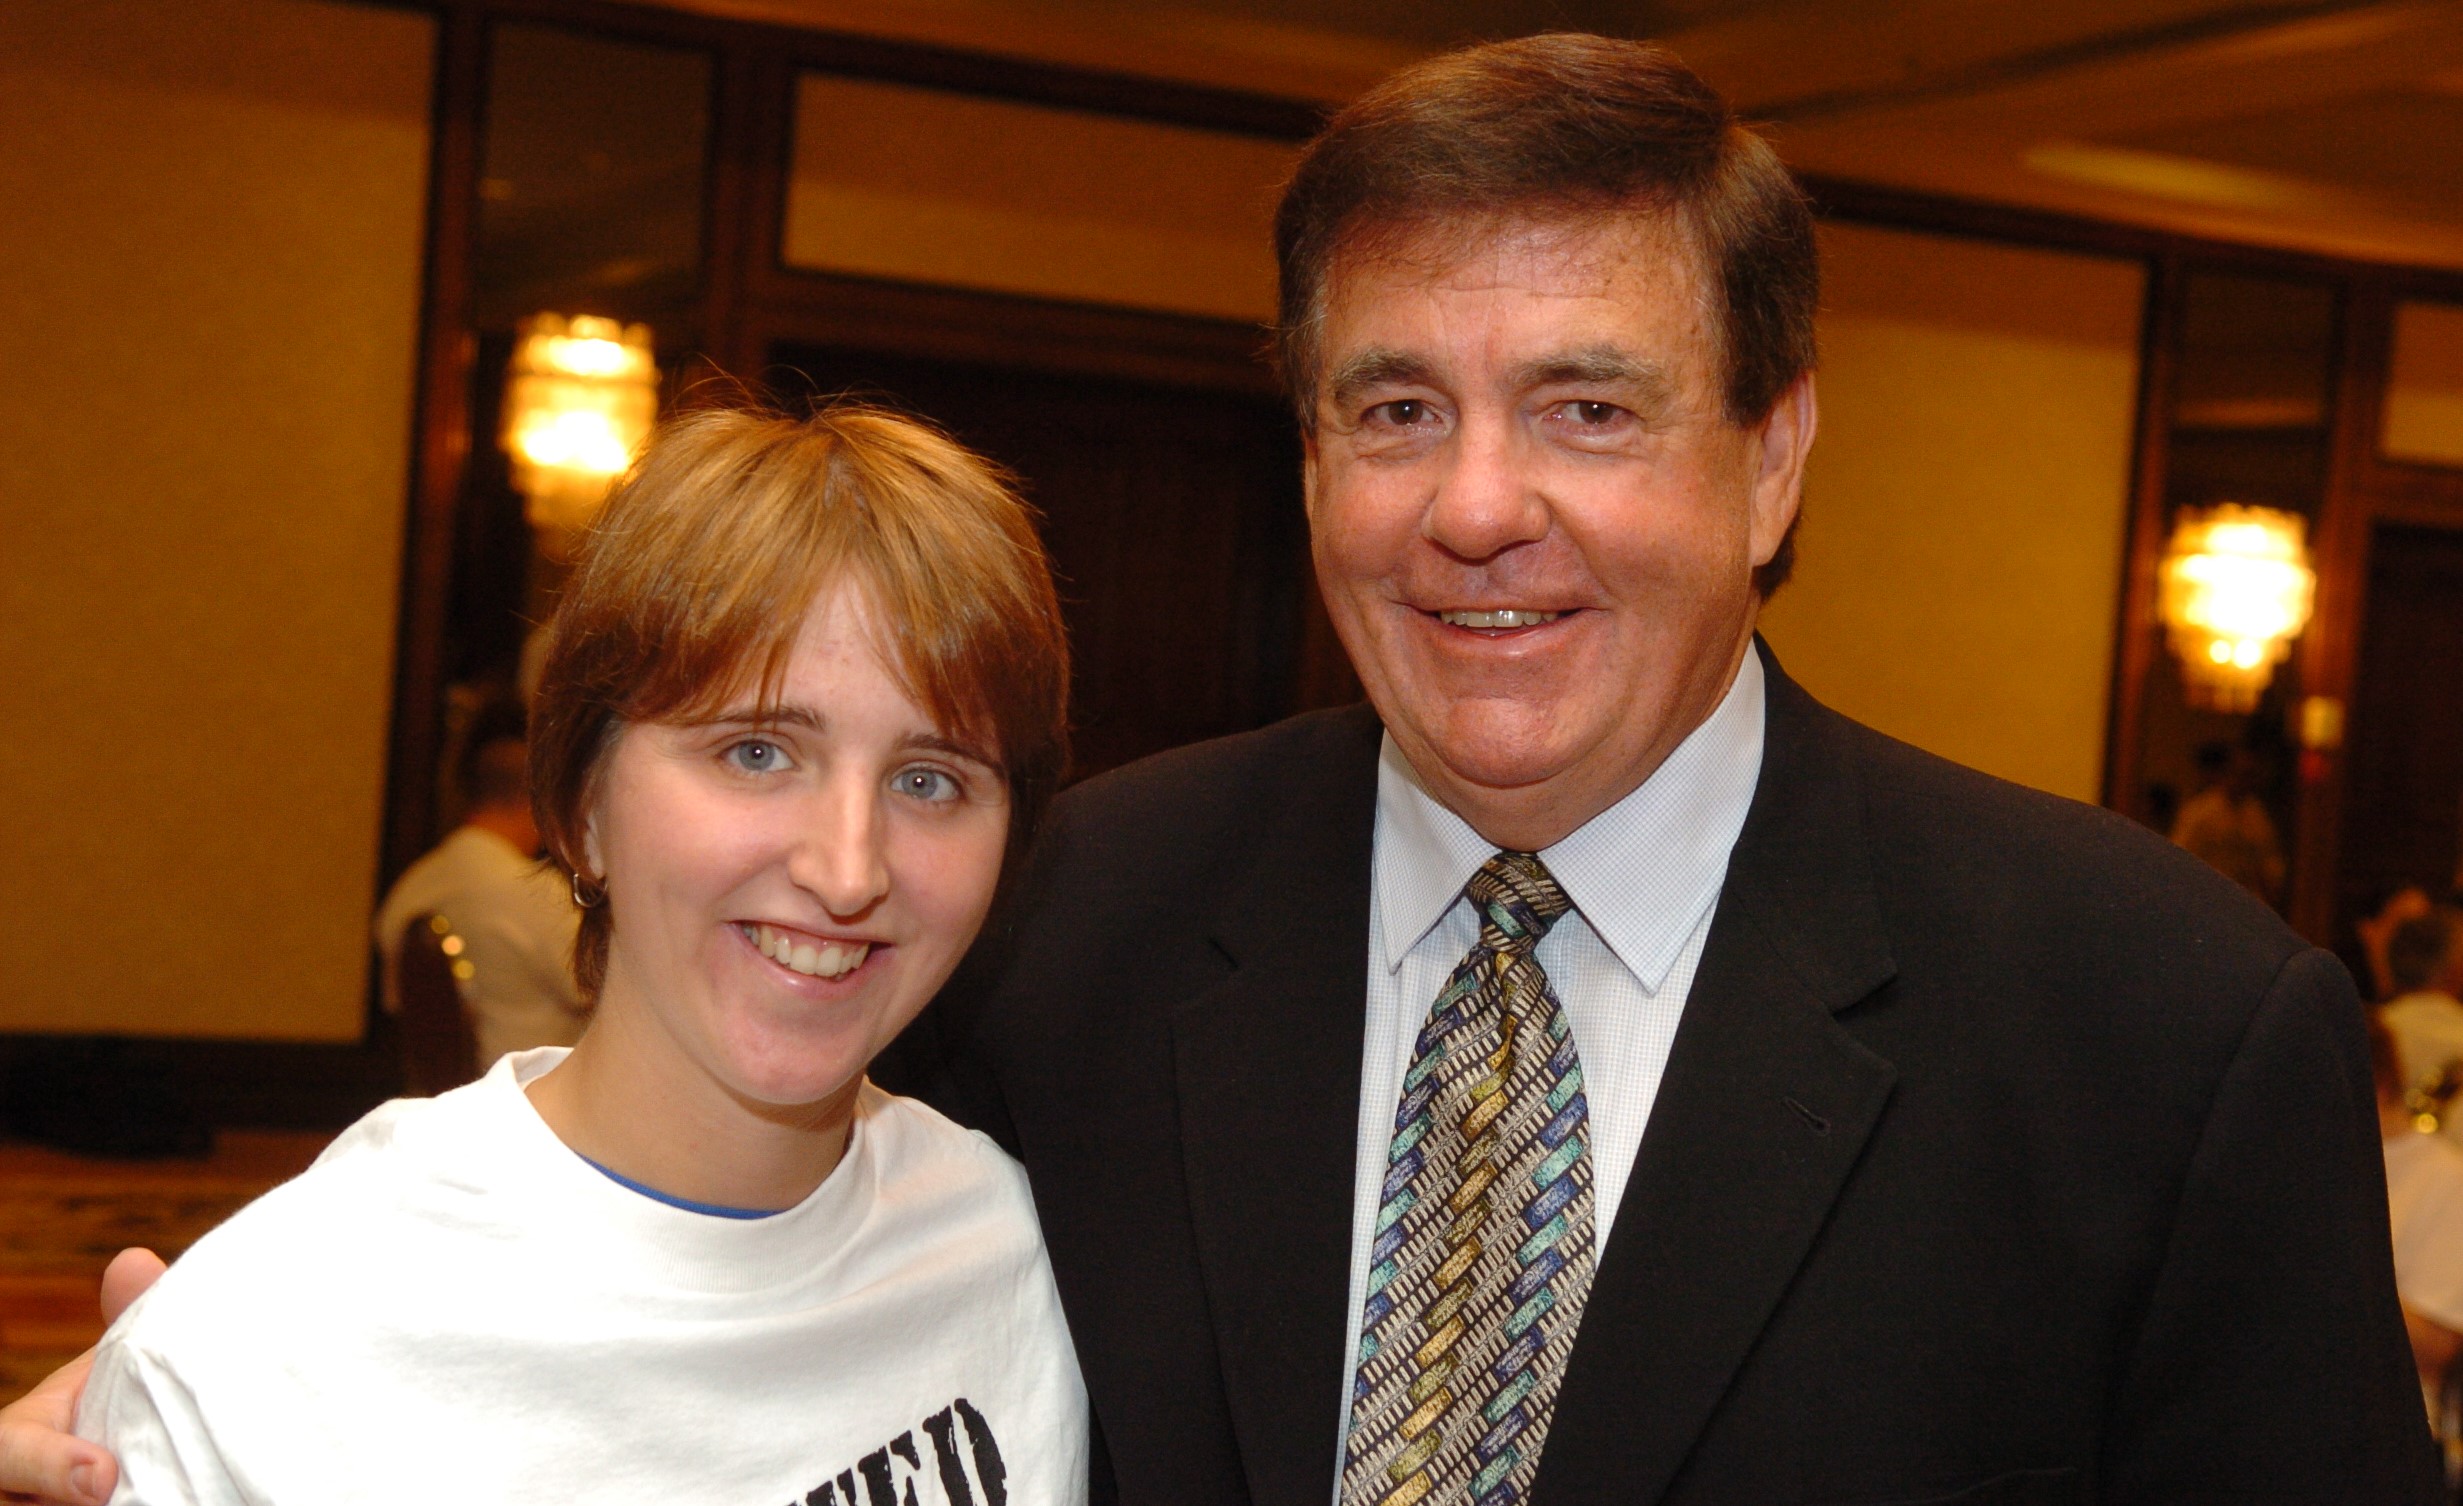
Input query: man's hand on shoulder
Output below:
<box><xmin>0</xmin><ymin>1248</ymin><xmax>165</xmax><ymax>1505</ymax></box>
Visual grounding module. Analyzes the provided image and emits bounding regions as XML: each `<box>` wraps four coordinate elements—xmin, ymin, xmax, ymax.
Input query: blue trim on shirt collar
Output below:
<box><xmin>576</xmin><ymin>1152</ymin><xmax>784</xmax><ymax>1220</ymax></box>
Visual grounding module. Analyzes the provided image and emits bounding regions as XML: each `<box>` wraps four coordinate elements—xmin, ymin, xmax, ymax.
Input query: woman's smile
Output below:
<box><xmin>734</xmin><ymin>920</ymin><xmax>877</xmax><ymax>982</ymax></box>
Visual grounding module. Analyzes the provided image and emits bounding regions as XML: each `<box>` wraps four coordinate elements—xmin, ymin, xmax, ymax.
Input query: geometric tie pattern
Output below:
<box><xmin>1341</xmin><ymin>852</ymin><xmax>1597</xmax><ymax>1506</ymax></box>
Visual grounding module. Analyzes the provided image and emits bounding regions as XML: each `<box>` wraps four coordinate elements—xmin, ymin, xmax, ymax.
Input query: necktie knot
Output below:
<box><xmin>1464</xmin><ymin>851</ymin><xmax>1571</xmax><ymax>956</ymax></box>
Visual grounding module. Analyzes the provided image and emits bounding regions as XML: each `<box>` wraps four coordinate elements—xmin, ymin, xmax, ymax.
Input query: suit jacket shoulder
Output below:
<box><xmin>1532</xmin><ymin>663</ymin><xmax>2431</xmax><ymax>1504</ymax></box>
<box><xmin>1035</xmin><ymin>703</ymin><xmax>1384</xmax><ymax>900</ymax></box>
<box><xmin>1843</xmin><ymin>699</ymin><xmax>2298</xmax><ymax>974</ymax></box>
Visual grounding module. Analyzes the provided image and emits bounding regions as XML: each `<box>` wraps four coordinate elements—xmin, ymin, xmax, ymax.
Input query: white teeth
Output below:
<box><xmin>1437</xmin><ymin>609</ymin><xmax>1562</xmax><ymax>629</ymax></box>
<box><xmin>745</xmin><ymin>924</ymin><xmax>871</xmax><ymax>979</ymax></box>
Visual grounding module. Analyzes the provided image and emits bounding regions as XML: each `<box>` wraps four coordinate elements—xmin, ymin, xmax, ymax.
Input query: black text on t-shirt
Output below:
<box><xmin>794</xmin><ymin>1398</ymin><xmax>1009</xmax><ymax>1506</ymax></box>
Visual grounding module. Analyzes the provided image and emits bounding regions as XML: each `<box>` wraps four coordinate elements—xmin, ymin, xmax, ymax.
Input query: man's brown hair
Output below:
<box><xmin>1272</xmin><ymin>32</ymin><xmax>1819</xmax><ymax>591</ymax></box>
<box><xmin>529</xmin><ymin>403</ymin><xmax>1071</xmax><ymax>999</ymax></box>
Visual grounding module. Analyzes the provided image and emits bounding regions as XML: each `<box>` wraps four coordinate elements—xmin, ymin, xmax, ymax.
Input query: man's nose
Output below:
<box><xmin>789</xmin><ymin>781</ymin><xmax>891</xmax><ymax>918</ymax></box>
<box><xmin>1422</xmin><ymin>409</ymin><xmax>1549</xmax><ymax>561</ymax></box>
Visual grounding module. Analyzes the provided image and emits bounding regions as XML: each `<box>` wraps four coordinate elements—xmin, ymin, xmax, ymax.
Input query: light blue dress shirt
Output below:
<box><xmin>1333</xmin><ymin>649</ymin><xmax>1767</xmax><ymax>1475</ymax></box>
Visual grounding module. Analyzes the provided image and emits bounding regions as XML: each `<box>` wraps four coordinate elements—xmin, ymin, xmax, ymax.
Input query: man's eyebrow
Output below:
<box><xmin>1510</xmin><ymin>347</ymin><xmax>1675</xmax><ymax>403</ymax></box>
<box><xmin>1326</xmin><ymin>348</ymin><xmax>1437</xmax><ymax>406</ymax></box>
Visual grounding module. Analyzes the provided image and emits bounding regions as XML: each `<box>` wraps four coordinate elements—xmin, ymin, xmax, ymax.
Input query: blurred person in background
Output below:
<box><xmin>2364</xmin><ymin>884</ymin><xmax>2440</xmax><ymax>1003</ymax></box>
<box><xmin>2384</xmin><ymin>909</ymin><xmax>2463</xmax><ymax>1144</ymax></box>
<box><xmin>2170</xmin><ymin>738</ymin><xmax>2286</xmax><ymax>906</ymax></box>
<box><xmin>2374</xmin><ymin>1012</ymin><xmax>2463</xmax><ymax>1479</ymax></box>
<box><xmin>372</xmin><ymin>706</ymin><xmax>586</xmax><ymax>1069</ymax></box>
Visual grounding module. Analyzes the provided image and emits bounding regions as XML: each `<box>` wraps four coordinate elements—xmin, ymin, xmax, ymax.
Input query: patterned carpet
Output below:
<box><xmin>0</xmin><ymin>1131</ymin><xmax>328</xmax><ymax>1404</ymax></box>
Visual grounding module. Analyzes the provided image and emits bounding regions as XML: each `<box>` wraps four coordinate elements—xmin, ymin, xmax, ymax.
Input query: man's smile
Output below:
<box><xmin>1434</xmin><ymin>608</ymin><xmax>1566</xmax><ymax>630</ymax></box>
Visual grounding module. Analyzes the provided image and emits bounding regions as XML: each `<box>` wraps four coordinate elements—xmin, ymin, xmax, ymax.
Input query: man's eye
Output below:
<box><xmin>1368</xmin><ymin>399</ymin><xmax>1434</xmax><ymax>427</ymax></box>
<box><xmin>1567</xmin><ymin>400</ymin><xmax>1624</xmax><ymax>425</ymax></box>
<box><xmin>726</xmin><ymin>739</ymin><xmax>788</xmax><ymax>774</ymax></box>
<box><xmin>894</xmin><ymin>767</ymin><xmax>960</xmax><ymax>802</ymax></box>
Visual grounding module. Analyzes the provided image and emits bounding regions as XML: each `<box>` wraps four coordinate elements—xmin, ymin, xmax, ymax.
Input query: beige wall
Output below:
<box><xmin>784</xmin><ymin>73</ymin><xmax>1294</xmax><ymax>322</ymax></box>
<box><xmin>0</xmin><ymin>0</ymin><xmax>434</xmax><ymax>1039</ymax></box>
<box><xmin>1760</xmin><ymin>223</ymin><xmax>2146</xmax><ymax>803</ymax></box>
<box><xmin>2385</xmin><ymin>299</ymin><xmax>2463</xmax><ymax>468</ymax></box>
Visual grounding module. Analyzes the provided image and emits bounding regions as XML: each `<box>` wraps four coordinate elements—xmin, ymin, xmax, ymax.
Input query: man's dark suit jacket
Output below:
<box><xmin>893</xmin><ymin>647</ymin><xmax>2437</xmax><ymax>1505</ymax></box>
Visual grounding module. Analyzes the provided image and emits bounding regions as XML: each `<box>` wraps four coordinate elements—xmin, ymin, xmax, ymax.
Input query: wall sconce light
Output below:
<box><xmin>500</xmin><ymin>313</ymin><xmax>657</xmax><ymax>535</ymax></box>
<box><xmin>2158</xmin><ymin>503</ymin><xmax>2317</xmax><ymax>713</ymax></box>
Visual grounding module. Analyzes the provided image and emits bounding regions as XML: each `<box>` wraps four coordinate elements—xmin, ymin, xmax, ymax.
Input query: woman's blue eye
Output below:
<box><xmin>895</xmin><ymin>767</ymin><xmax>960</xmax><ymax>802</ymax></box>
<box><xmin>727</xmin><ymin>739</ymin><xmax>787</xmax><ymax>773</ymax></box>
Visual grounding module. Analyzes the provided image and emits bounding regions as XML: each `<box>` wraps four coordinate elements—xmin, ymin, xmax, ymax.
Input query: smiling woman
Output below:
<box><xmin>55</xmin><ymin>406</ymin><xmax>1087</xmax><ymax>1506</ymax></box>
<box><xmin>532</xmin><ymin>403</ymin><xmax>1072</xmax><ymax>1007</ymax></box>
<box><xmin>524</xmin><ymin>404</ymin><xmax>1067</xmax><ymax>1210</ymax></box>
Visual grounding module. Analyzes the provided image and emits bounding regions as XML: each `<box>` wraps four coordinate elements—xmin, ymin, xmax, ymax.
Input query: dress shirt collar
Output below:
<box><xmin>1372</xmin><ymin>647</ymin><xmax>1766</xmax><ymax>993</ymax></box>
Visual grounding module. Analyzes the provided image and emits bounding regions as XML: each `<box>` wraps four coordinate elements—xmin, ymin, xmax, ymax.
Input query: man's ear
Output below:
<box><xmin>1748</xmin><ymin>371</ymin><xmax>1817</xmax><ymax>569</ymax></box>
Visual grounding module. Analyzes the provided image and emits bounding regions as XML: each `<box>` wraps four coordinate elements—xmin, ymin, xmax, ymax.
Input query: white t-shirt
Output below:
<box><xmin>2387</xmin><ymin>1128</ymin><xmax>2463</xmax><ymax>1334</ymax></box>
<box><xmin>76</xmin><ymin>1050</ymin><xmax>1089</xmax><ymax>1505</ymax></box>
<box><xmin>373</xmin><ymin>826</ymin><xmax>585</xmax><ymax>1068</ymax></box>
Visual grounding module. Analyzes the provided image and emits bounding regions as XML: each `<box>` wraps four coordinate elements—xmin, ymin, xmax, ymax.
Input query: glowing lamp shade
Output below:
<box><xmin>501</xmin><ymin>313</ymin><xmax>658</xmax><ymax>533</ymax></box>
<box><xmin>2157</xmin><ymin>504</ymin><xmax>2316</xmax><ymax>713</ymax></box>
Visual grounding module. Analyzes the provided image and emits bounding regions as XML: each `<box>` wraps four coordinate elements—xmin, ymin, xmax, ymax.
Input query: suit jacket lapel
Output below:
<box><xmin>1172</xmin><ymin>704</ymin><xmax>1385</xmax><ymax>1506</ymax></box>
<box><xmin>1539</xmin><ymin>646</ymin><xmax>1901</xmax><ymax>1505</ymax></box>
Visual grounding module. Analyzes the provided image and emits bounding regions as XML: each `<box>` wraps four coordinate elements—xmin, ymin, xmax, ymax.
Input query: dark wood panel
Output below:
<box><xmin>379</xmin><ymin>4</ymin><xmax>489</xmax><ymax>892</ymax></box>
<box><xmin>768</xmin><ymin>344</ymin><xmax>1339</xmax><ymax>779</ymax></box>
<box><xmin>2162</xmin><ymin>428</ymin><xmax>2333</xmax><ymax>515</ymax></box>
<box><xmin>747</xmin><ymin>276</ymin><xmax>1284</xmax><ymax>398</ymax></box>
<box><xmin>2335</xmin><ymin>523</ymin><xmax>2463</xmax><ymax>939</ymax></box>
<box><xmin>433</xmin><ymin>0</ymin><xmax>1328</xmax><ymax>141</ymax></box>
<box><xmin>2101</xmin><ymin>253</ymin><xmax>2181</xmax><ymax>815</ymax></box>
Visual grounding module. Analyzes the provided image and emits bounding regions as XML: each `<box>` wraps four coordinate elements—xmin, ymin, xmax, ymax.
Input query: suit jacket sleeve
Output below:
<box><xmin>2104</xmin><ymin>946</ymin><xmax>2440</xmax><ymax>1501</ymax></box>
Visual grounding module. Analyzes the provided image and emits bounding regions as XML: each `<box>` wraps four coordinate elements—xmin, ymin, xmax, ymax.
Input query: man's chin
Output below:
<box><xmin>1395</xmin><ymin>712</ymin><xmax>1589</xmax><ymax>799</ymax></box>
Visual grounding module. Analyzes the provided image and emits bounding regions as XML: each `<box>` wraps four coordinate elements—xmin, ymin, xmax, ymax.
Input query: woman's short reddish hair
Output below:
<box><xmin>528</xmin><ymin>403</ymin><xmax>1071</xmax><ymax>998</ymax></box>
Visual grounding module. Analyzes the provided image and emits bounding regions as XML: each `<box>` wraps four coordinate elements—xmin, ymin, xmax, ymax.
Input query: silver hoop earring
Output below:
<box><xmin>570</xmin><ymin>869</ymin><xmax>605</xmax><ymax>908</ymax></box>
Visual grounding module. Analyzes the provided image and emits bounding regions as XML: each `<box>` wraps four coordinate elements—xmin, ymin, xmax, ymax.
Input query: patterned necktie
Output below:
<box><xmin>1342</xmin><ymin>852</ymin><xmax>1596</xmax><ymax>1506</ymax></box>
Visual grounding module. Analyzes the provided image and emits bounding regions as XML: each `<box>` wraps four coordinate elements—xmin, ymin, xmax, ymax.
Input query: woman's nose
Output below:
<box><xmin>790</xmin><ymin>784</ymin><xmax>891</xmax><ymax>918</ymax></box>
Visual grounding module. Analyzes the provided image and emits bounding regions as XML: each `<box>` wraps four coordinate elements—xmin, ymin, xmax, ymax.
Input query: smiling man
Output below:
<box><xmin>1303</xmin><ymin>209</ymin><xmax>1805</xmax><ymax>857</ymax></box>
<box><xmin>895</xmin><ymin>33</ymin><xmax>2434</xmax><ymax>1506</ymax></box>
<box><xmin>0</xmin><ymin>30</ymin><xmax>2435</xmax><ymax>1506</ymax></box>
